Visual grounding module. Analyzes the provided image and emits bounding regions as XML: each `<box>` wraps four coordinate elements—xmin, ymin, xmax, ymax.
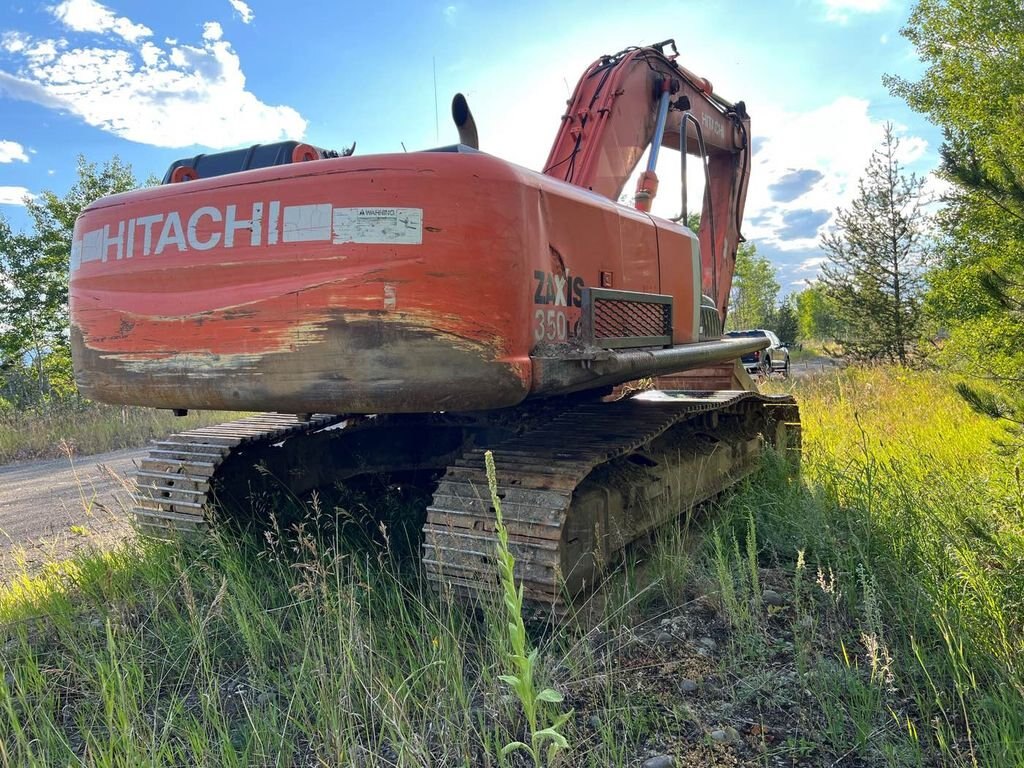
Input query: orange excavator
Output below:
<box><xmin>69</xmin><ymin>40</ymin><xmax>798</xmax><ymax>609</ymax></box>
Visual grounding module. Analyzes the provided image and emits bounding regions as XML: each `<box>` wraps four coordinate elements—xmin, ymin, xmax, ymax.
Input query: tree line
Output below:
<box><xmin>0</xmin><ymin>157</ymin><xmax>140</xmax><ymax>411</ymax></box>
<box><xmin>896</xmin><ymin>0</ymin><xmax>1024</xmax><ymax>437</ymax></box>
<box><xmin>729</xmin><ymin>121</ymin><xmax>930</xmax><ymax>357</ymax></box>
<box><xmin>739</xmin><ymin>1</ymin><xmax>1023</xmax><ymax>385</ymax></box>
<box><xmin>804</xmin><ymin>0</ymin><xmax>1023</xmax><ymax>437</ymax></box>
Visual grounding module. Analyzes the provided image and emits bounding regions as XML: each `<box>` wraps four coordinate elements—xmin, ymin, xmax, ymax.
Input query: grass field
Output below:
<box><xmin>0</xmin><ymin>367</ymin><xmax>1019</xmax><ymax>766</ymax></box>
<box><xmin>0</xmin><ymin>404</ymin><xmax>245</xmax><ymax>464</ymax></box>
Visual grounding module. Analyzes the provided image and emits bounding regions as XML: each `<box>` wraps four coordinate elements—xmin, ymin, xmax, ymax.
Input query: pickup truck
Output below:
<box><xmin>725</xmin><ymin>329</ymin><xmax>791</xmax><ymax>377</ymax></box>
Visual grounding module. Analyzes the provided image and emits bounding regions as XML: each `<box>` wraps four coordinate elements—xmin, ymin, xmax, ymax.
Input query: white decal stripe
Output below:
<box><xmin>268</xmin><ymin>201</ymin><xmax>280</xmax><ymax>245</ymax></box>
<box><xmin>250</xmin><ymin>202</ymin><xmax>263</xmax><ymax>246</ymax></box>
<box><xmin>72</xmin><ymin>201</ymin><xmax>426</xmax><ymax>271</ymax></box>
<box><xmin>282</xmin><ymin>203</ymin><xmax>332</xmax><ymax>243</ymax></box>
<box><xmin>81</xmin><ymin>229</ymin><xmax>104</xmax><ymax>265</ymax></box>
<box><xmin>125</xmin><ymin>218</ymin><xmax>135</xmax><ymax>259</ymax></box>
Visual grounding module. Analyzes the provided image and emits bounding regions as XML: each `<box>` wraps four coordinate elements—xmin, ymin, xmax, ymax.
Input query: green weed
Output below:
<box><xmin>485</xmin><ymin>450</ymin><xmax>572</xmax><ymax>767</ymax></box>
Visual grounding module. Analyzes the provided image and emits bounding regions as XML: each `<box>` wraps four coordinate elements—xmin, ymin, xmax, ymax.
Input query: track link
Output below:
<box><xmin>134</xmin><ymin>413</ymin><xmax>344</xmax><ymax>537</ymax></box>
<box><xmin>423</xmin><ymin>391</ymin><xmax>799</xmax><ymax>610</ymax></box>
<box><xmin>132</xmin><ymin>392</ymin><xmax>799</xmax><ymax>618</ymax></box>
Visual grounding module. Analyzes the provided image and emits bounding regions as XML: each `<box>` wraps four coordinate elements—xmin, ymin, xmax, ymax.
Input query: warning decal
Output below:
<box><xmin>332</xmin><ymin>207</ymin><xmax>423</xmax><ymax>245</ymax></box>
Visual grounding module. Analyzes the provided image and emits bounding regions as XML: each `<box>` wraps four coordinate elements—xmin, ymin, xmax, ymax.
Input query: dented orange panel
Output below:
<box><xmin>70</xmin><ymin>150</ymin><xmax>701</xmax><ymax>414</ymax></box>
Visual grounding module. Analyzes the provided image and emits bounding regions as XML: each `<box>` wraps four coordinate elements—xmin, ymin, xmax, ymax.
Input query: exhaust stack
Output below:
<box><xmin>451</xmin><ymin>93</ymin><xmax>479</xmax><ymax>149</ymax></box>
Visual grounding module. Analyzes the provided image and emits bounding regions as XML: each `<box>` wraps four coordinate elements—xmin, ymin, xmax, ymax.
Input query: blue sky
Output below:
<box><xmin>0</xmin><ymin>0</ymin><xmax>939</xmax><ymax>291</ymax></box>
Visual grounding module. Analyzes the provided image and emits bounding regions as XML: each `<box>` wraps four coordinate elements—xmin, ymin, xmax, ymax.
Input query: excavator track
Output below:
<box><xmin>134</xmin><ymin>413</ymin><xmax>344</xmax><ymax>538</ymax></box>
<box><xmin>423</xmin><ymin>391</ymin><xmax>799</xmax><ymax>612</ymax></box>
<box><xmin>132</xmin><ymin>391</ymin><xmax>799</xmax><ymax>617</ymax></box>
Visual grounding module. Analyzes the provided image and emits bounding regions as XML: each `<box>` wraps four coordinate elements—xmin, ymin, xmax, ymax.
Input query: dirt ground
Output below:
<box><xmin>788</xmin><ymin>355</ymin><xmax>841</xmax><ymax>378</ymax></box>
<box><xmin>0</xmin><ymin>447</ymin><xmax>141</xmax><ymax>581</ymax></box>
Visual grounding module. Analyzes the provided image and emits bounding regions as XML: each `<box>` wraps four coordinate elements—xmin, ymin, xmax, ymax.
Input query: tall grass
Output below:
<box><xmin>0</xmin><ymin>403</ymin><xmax>243</xmax><ymax>464</ymax></box>
<box><xmin>0</xmin><ymin>533</ymin><xmax>497</xmax><ymax>766</ymax></box>
<box><xmin>741</xmin><ymin>366</ymin><xmax>1024</xmax><ymax>766</ymax></box>
<box><xmin>0</xmin><ymin>366</ymin><xmax>1018</xmax><ymax>766</ymax></box>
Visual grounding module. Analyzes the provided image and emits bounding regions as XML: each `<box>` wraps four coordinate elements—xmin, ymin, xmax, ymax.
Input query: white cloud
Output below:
<box><xmin>444</xmin><ymin>5</ymin><xmax>458</xmax><ymax>23</ymax></box>
<box><xmin>139</xmin><ymin>41</ymin><xmax>160</xmax><ymax>66</ymax></box>
<box><xmin>923</xmin><ymin>172</ymin><xmax>955</xmax><ymax>206</ymax></box>
<box><xmin>0</xmin><ymin>10</ymin><xmax>307</xmax><ymax>148</ymax></box>
<box><xmin>228</xmin><ymin>0</ymin><xmax>254</xmax><ymax>24</ymax></box>
<box><xmin>1</xmin><ymin>32</ymin><xmax>26</xmax><ymax>53</ymax></box>
<box><xmin>1</xmin><ymin>32</ymin><xmax>59</xmax><ymax>65</ymax></box>
<box><xmin>0</xmin><ymin>140</ymin><xmax>29</xmax><ymax>163</ymax></box>
<box><xmin>0</xmin><ymin>70</ymin><xmax>67</xmax><ymax>107</ymax></box>
<box><xmin>52</xmin><ymin>0</ymin><xmax>152</xmax><ymax>43</ymax></box>
<box><xmin>822</xmin><ymin>0</ymin><xmax>891</xmax><ymax>23</ymax></box>
<box><xmin>797</xmin><ymin>256</ymin><xmax>829</xmax><ymax>272</ymax></box>
<box><xmin>0</xmin><ymin>186</ymin><xmax>33</xmax><ymax>205</ymax></box>
<box><xmin>202</xmin><ymin>22</ymin><xmax>223</xmax><ymax>42</ymax></box>
<box><xmin>744</xmin><ymin>96</ymin><xmax>928</xmax><ymax>252</ymax></box>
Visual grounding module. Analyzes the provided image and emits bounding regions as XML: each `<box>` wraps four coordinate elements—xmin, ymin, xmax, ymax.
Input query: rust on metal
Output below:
<box><xmin>422</xmin><ymin>390</ymin><xmax>800</xmax><ymax>611</ymax></box>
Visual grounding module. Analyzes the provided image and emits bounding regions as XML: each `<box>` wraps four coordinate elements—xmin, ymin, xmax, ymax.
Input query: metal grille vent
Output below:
<box><xmin>699</xmin><ymin>302</ymin><xmax>723</xmax><ymax>340</ymax></box>
<box><xmin>583</xmin><ymin>288</ymin><xmax>672</xmax><ymax>349</ymax></box>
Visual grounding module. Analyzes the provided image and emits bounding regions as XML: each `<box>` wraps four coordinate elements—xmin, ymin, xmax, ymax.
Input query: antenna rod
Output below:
<box><xmin>433</xmin><ymin>57</ymin><xmax>439</xmax><ymax>142</ymax></box>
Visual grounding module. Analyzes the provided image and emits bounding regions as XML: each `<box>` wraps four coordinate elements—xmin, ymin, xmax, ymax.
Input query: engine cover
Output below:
<box><xmin>70</xmin><ymin>151</ymin><xmax>702</xmax><ymax>413</ymax></box>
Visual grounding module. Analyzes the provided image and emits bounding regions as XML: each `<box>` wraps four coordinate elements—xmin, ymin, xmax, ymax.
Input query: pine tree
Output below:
<box><xmin>773</xmin><ymin>301</ymin><xmax>799</xmax><ymax>343</ymax></box>
<box><xmin>888</xmin><ymin>0</ymin><xmax>1024</xmax><ymax>446</ymax></box>
<box><xmin>819</xmin><ymin>124</ymin><xmax>928</xmax><ymax>364</ymax></box>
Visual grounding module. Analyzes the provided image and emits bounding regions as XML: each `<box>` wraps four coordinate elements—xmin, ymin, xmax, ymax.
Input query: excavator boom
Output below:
<box><xmin>545</xmin><ymin>40</ymin><xmax>750</xmax><ymax>317</ymax></box>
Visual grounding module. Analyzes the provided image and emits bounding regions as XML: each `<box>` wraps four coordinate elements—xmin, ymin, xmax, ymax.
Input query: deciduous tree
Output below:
<box><xmin>795</xmin><ymin>283</ymin><xmax>844</xmax><ymax>341</ymax></box>
<box><xmin>0</xmin><ymin>156</ymin><xmax>139</xmax><ymax>406</ymax></box>
<box><xmin>727</xmin><ymin>242</ymin><xmax>780</xmax><ymax>331</ymax></box>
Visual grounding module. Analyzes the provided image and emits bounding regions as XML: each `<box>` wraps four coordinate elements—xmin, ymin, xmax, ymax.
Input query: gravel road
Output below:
<box><xmin>0</xmin><ymin>447</ymin><xmax>143</xmax><ymax>580</ymax></box>
<box><xmin>789</xmin><ymin>355</ymin><xmax>842</xmax><ymax>378</ymax></box>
